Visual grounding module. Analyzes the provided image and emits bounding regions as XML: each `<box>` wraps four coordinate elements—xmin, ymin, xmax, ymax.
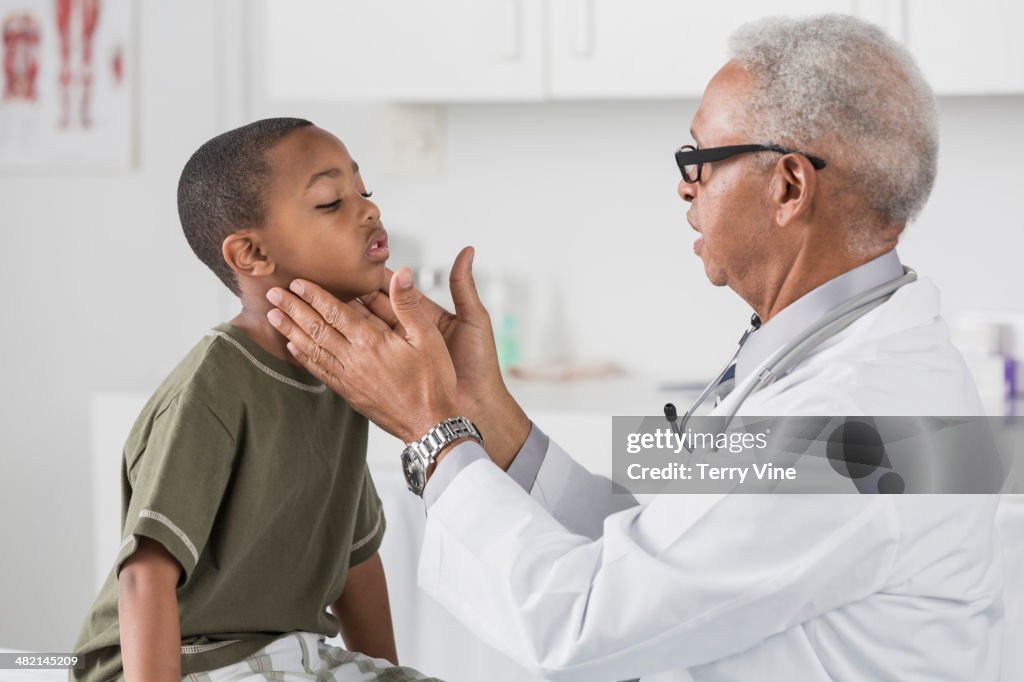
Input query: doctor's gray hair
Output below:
<box><xmin>728</xmin><ymin>14</ymin><xmax>938</xmax><ymax>233</ymax></box>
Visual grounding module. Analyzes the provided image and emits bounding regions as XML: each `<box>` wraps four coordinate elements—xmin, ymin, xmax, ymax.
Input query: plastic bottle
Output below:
<box><xmin>490</xmin><ymin>277</ymin><xmax>520</xmax><ymax>371</ymax></box>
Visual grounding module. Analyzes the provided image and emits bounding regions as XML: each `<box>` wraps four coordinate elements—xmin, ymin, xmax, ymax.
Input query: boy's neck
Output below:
<box><xmin>230</xmin><ymin>293</ymin><xmax>302</xmax><ymax>368</ymax></box>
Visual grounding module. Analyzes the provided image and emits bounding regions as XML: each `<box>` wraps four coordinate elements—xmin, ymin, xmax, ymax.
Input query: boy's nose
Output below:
<box><xmin>362</xmin><ymin>197</ymin><xmax>381</xmax><ymax>223</ymax></box>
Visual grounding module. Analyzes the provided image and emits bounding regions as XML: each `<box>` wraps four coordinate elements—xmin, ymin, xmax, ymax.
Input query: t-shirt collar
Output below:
<box><xmin>212</xmin><ymin>322</ymin><xmax>325</xmax><ymax>390</ymax></box>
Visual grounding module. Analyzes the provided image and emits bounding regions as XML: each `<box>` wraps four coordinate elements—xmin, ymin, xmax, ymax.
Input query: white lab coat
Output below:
<box><xmin>418</xmin><ymin>278</ymin><xmax>1018</xmax><ymax>681</ymax></box>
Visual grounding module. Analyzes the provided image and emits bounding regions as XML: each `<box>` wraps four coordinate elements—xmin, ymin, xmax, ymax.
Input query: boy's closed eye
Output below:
<box><xmin>315</xmin><ymin>192</ymin><xmax>374</xmax><ymax>212</ymax></box>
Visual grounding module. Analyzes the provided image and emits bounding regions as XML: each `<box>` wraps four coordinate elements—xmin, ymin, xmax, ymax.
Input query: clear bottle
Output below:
<box><xmin>489</xmin><ymin>277</ymin><xmax>520</xmax><ymax>372</ymax></box>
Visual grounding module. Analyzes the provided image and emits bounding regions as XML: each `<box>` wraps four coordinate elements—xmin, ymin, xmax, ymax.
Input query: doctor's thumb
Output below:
<box><xmin>449</xmin><ymin>246</ymin><xmax>486</xmax><ymax>320</ymax></box>
<box><xmin>390</xmin><ymin>267</ymin><xmax>430</xmax><ymax>340</ymax></box>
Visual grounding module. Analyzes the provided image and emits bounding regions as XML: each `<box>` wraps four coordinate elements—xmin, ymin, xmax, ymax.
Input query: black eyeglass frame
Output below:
<box><xmin>675</xmin><ymin>144</ymin><xmax>827</xmax><ymax>183</ymax></box>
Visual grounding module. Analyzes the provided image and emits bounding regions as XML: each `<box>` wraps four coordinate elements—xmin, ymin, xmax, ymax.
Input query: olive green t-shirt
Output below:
<box><xmin>72</xmin><ymin>323</ymin><xmax>385</xmax><ymax>682</ymax></box>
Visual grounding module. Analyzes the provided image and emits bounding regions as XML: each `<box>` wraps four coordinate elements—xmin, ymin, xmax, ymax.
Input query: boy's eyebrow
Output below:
<box><xmin>305</xmin><ymin>161</ymin><xmax>361</xmax><ymax>190</ymax></box>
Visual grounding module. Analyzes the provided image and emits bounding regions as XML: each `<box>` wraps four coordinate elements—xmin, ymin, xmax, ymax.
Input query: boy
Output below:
<box><xmin>72</xmin><ymin>118</ymin><xmax>437</xmax><ymax>681</ymax></box>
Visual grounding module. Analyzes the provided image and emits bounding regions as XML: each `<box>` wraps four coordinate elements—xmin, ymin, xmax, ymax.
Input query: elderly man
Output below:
<box><xmin>265</xmin><ymin>15</ymin><xmax>1007</xmax><ymax>682</ymax></box>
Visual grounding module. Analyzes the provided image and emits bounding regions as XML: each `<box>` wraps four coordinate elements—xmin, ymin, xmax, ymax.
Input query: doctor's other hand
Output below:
<box><xmin>267</xmin><ymin>248</ymin><xmax>530</xmax><ymax>466</ymax></box>
<box><xmin>357</xmin><ymin>247</ymin><xmax>530</xmax><ymax>467</ymax></box>
<box><xmin>266</xmin><ymin>269</ymin><xmax>460</xmax><ymax>445</ymax></box>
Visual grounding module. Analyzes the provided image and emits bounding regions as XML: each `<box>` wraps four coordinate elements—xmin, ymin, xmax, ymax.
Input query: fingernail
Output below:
<box><xmin>398</xmin><ymin>269</ymin><xmax>413</xmax><ymax>289</ymax></box>
<box><xmin>267</xmin><ymin>309</ymin><xmax>283</xmax><ymax>327</ymax></box>
<box><xmin>289</xmin><ymin>280</ymin><xmax>305</xmax><ymax>296</ymax></box>
<box><xmin>286</xmin><ymin>341</ymin><xmax>299</xmax><ymax>356</ymax></box>
<box><xmin>266</xmin><ymin>288</ymin><xmax>282</xmax><ymax>305</ymax></box>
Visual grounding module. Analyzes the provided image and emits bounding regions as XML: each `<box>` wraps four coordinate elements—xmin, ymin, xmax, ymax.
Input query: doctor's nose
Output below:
<box><xmin>678</xmin><ymin>177</ymin><xmax>696</xmax><ymax>203</ymax></box>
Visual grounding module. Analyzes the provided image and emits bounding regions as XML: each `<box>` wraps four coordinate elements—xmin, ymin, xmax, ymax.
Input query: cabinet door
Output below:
<box><xmin>261</xmin><ymin>0</ymin><xmax>545</xmax><ymax>101</ymax></box>
<box><xmin>905</xmin><ymin>0</ymin><xmax>1024</xmax><ymax>94</ymax></box>
<box><xmin>547</xmin><ymin>0</ymin><xmax>853</xmax><ymax>99</ymax></box>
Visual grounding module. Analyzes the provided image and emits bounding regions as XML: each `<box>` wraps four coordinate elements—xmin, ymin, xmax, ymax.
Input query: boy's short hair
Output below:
<box><xmin>177</xmin><ymin>117</ymin><xmax>314</xmax><ymax>294</ymax></box>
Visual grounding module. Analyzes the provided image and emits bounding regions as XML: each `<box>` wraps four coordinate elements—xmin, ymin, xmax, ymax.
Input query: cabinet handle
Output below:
<box><xmin>499</xmin><ymin>0</ymin><xmax>523</xmax><ymax>61</ymax></box>
<box><xmin>572</xmin><ymin>0</ymin><xmax>594</xmax><ymax>57</ymax></box>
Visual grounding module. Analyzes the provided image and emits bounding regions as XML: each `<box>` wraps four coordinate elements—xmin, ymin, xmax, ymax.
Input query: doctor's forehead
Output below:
<box><xmin>691</xmin><ymin>61</ymin><xmax>755</xmax><ymax>146</ymax></box>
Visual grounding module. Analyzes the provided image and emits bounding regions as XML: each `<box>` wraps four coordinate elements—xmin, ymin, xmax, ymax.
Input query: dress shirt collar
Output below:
<box><xmin>734</xmin><ymin>249</ymin><xmax>904</xmax><ymax>384</ymax></box>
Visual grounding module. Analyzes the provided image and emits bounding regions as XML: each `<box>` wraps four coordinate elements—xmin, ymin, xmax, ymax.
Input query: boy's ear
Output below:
<box><xmin>222</xmin><ymin>231</ymin><xmax>276</xmax><ymax>280</ymax></box>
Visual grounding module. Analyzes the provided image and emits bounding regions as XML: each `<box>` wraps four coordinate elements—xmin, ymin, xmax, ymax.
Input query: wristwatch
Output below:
<box><xmin>401</xmin><ymin>416</ymin><xmax>483</xmax><ymax>497</ymax></box>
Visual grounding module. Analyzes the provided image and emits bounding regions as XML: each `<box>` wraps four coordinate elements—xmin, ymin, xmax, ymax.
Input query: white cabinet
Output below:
<box><xmin>262</xmin><ymin>0</ymin><xmax>546</xmax><ymax>101</ymax></box>
<box><xmin>546</xmin><ymin>0</ymin><xmax>853</xmax><ymax>99</ymax></box>
<box><xmin>260</xmin><ymin>1</ymin><xmax>1024</xmax><ymax>101</ymax></box>
<box><xmin>904</xmin><ymin>0</ymin><xmax>1024</xmax><ymax>95</ymax></box>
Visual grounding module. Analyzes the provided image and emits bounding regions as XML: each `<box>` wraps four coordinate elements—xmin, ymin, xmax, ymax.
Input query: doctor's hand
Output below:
<box><xmin>356</xmin><ymin>247</ymin><xmax>530</xmax><ymax>467</ymax></box>
<box><xmin>266</xmin><ymin>268</ymin><xmax>460</xmax><ymax>445</ymax></box>
<box><xmin>267</xmin><ymin>247</ymin><xmax>531</xmax><ymax>465</ymax></box>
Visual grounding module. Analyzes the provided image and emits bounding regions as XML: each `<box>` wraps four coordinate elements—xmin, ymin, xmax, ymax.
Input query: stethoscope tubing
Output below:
<box><xmin>668</xmin><ymin>268</ymin><xmax>918</xmax><ymax>434</ymax></box>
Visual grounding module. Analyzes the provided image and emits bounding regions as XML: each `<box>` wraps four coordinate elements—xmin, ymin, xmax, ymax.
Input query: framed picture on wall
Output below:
<box><xmin>0</xmin><ymin>0</ymin><xmax>134</xmax><ymax>171</ymax></box>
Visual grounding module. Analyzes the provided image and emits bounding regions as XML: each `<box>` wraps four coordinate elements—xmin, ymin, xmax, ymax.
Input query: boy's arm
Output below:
<box><xmin>330</xmin><ymin>551</ymin><xmax>398</xmax><ymax>664</ymax></box>
<box><xmin>118</xmin><ymin>537</ymin><xmax>183</xmax><ymax>682</ymax></box>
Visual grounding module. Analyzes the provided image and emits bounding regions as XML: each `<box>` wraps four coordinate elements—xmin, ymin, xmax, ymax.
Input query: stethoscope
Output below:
<box><xmin>664</xmin><ymin>267</ymin><xmax>918</xmax><ymax>433</ymax></box>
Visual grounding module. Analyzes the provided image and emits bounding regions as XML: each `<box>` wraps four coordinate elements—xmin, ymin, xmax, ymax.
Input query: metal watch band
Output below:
<box><xmin>401</xmin><ymin>417</ymin><xmax>483</xmax><ymax>496</ymax></box>
<box><xmin>406</xmin><ymin>416</ymin><xmax>483</xmax><ymax>463</ymax></box>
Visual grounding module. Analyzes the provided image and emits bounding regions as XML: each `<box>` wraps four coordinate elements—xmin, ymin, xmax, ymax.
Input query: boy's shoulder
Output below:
<box><xmin>124</xmin><ymin>323</ymin><xmax>357</xmax><ymax>462</ymax></box>
<box><xmin>121</xmin><ymin>325</ymin><xmax>246</xmax><ymax>459</ymax></box>
<box><xmin>124</xmin><ymin>323</ymin><xmax>340</xmax><ymax>458</ymax></box>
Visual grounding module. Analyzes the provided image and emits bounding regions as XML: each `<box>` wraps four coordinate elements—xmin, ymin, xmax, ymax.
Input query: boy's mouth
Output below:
<box><xmin>366</xmin><ymin>227</ymin><xmax>390</xmax><ymax>263</ymax></box>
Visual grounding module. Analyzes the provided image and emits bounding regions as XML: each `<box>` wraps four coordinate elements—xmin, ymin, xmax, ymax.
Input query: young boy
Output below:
<box><xmin>72</xmin><ymin>118</ymin><xmax>438</xmax><ymax>681</ymax></box>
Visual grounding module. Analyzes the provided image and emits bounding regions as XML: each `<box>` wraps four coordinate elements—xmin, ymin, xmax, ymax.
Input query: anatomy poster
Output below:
<box><xmin>0</xmin><ymin>0</ymin><xmax>133</xmax><ymax>170</ymax></box>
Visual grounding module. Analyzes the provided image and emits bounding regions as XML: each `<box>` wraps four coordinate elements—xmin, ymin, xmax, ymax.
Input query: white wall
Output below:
<box><xmin>261</xmin><ymin>95</ymin><xmax>1024</xmax><ymax>379</ymax></box>
<box><xmin>1</xmin><ymin>0</ymin><xmax>1022</xmax><ymax>651</ymax></box>
<box><xmin>0</xmin><ymin>0</ymin><xmax>228</xmax><ymax>650</ymax></box>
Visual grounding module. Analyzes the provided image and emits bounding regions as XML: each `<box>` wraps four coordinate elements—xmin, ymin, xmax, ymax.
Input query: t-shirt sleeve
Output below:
<box><xmin>348</xmin><ymin>467</ymin><xmax>386</xmax><ymax>567</ymax></box>
<box><xmin>116</xmin><ymin>392</ymin><xmax>237</xmax><ymax>586</ymax></box>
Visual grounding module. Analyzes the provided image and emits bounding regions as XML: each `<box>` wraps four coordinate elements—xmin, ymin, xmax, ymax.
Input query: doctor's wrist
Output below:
<box><xmin>465</xmin><ymin>391</ymin><xmax>530</xmax><ymax>471</ymax></box>
<box><xmin>402</xmin><ymin>405</ymin><xmax>461</xmax><ymax>446</ymax></box>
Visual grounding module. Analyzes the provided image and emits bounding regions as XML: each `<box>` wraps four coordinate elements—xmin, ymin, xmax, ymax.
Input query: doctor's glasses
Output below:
<box><xmin>675</xmin><ymin>144</ymin><xmax>827</xmax><ymax>183</ymax></box>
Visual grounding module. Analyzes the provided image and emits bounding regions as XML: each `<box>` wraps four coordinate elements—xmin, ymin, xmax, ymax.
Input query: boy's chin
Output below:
<box><xmin>354</xmin><ymin>264</ymin><xmax>389</xmax><ymax>297</ymax></box>
<box><xmin>276</xmin><ymin>263</ymin><xmax>387</xmax><ymax>304</ymax></box>
<box><xmin>324</xmin><ymin>270</ymin><xmax>387</xmax><ymax>302</ymax></box>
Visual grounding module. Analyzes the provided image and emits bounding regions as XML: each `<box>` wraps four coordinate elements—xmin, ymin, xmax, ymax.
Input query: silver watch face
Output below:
<box><xmin>401</xmin><ymin>448</ymin><xmax>426</xmax><ymax>496</ymax></box>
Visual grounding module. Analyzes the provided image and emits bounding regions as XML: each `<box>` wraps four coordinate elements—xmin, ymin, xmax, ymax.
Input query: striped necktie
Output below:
<box><xmin>712</xmin><ymin>314</ymin><xmax>759</xmax><ymax>406</ymax></box>
<box><xmin>712</xmin><ymin>363</ymin><xmax>737</xmax><ymax>406</ymax></box>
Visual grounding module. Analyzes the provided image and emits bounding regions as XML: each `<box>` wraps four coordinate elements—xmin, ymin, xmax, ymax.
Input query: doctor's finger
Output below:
<box><xmin>389</xmin><ymin>268</ymin><xmax>436</xmax><ymax>345</ymax></box>
<box><xmin>266</xmin><ymin>287</ymin><xmax>352</xmax><ymax>361</ymax></box>
<box><xmin>265</xmin><ymin>300</ymin><xmax>349</xmax><ymax>383</ymax></box>
<box><xmin>286</xmin><ymin>279</ymin><xmax>376</xmax><ymax>345</ymax></box>
<box><xmin>349</xmin><ymin>298</ymin><xmax>391</xmax><ymax>332</ymax></box>
<box><xmin>356</xmin><ymin>267</ymin><xmax>399</xmax><ymax>329</ymax></box>
<box><xmin>286</xmin><ymin>342</ymin><xmax>347</xmax><ymax>395</ymax></box>
<box><xmin>361</xmin><ymin>278</ymin><xmax>449</xmax><ymax>331</ymax></box>
<box><xmin>449</xmin><ymin>246</ymin><xmax>487</xmax><ymax>323</ymax></box>
<box><xmin>358</xmin><ymin>289</ymin><xmax>400</xmax><ymax>330</ymax></box>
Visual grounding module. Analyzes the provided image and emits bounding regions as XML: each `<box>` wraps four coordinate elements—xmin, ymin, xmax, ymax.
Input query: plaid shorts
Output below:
<box><xmin>181</xmin><ymin>632</ymin><xmax>444</xmax><ymax>682</ymax></box>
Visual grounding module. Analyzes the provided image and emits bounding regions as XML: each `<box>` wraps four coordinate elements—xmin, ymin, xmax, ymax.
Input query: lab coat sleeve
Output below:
<box><xmin>527</xmin><ymin>429</ymin><xmax>639</xmax><ymax>540</ymax></box>
<box><xmin>418</xmin><ymin>451</ymin><xmax>901</xmax><ymax>682</ymax></box>
<box><xmin>505</xmin><ymin>421</ymin><xmax>550</xmax><ymax>492</ymax></box>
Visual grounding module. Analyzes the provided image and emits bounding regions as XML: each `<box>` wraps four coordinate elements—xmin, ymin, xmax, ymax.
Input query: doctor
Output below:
<box><xmin>265</xmin><ymin>15</ymin><xmax>1009</xmax><ymax>682</ymax></box>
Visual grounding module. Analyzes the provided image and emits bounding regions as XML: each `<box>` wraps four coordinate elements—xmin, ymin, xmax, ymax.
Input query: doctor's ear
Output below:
<box><xmin>222</xmin><ymin>231</ymin><xmax>276</xmax><ymax>280</ymax></box>
<box><xmin>770</xmin><ymin>154</ymin><xmax>817</xmax><ymax>228</ymax></box>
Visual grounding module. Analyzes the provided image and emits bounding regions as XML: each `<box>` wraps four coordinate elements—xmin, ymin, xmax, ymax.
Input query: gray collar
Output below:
<box><xmin>734</xmin><ymin>250</ymin><xmax>905</xmax><ymax>383</ymax></box>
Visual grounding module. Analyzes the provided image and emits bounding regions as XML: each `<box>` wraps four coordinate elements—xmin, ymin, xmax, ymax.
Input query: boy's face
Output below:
<box><xmin>257</xmin><ymin>126</ymin><xmax>388</xmax><ymax>300</ymax></box>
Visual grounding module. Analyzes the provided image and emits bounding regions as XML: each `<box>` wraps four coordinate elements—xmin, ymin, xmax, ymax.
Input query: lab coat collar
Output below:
<box><xmin>734</xmin><ymin>250</ymin><xmax>905</xmax><ymax>384</ymax></box>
